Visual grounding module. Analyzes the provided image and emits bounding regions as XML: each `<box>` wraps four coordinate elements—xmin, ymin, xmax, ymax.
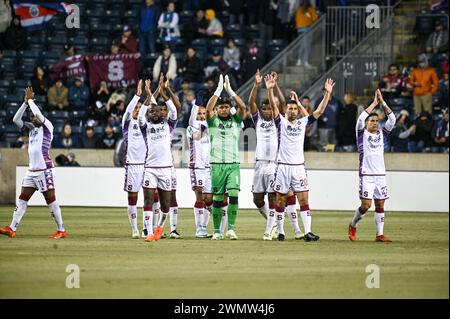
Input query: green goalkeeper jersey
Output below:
<box><xmin>207</xmin><ymin>114</ymin><xmax>243</xmax><ymax>164</ymax></box>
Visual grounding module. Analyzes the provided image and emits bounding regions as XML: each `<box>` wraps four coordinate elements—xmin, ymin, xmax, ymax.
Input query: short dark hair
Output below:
<box><xmin>287</xmin><ymin>100</ymin><xmax>298</xmax><ymax>105</ymax></box>
<box><xmin>261</xmin><ymin>99</ymin><xmax>270</xmax><ymax>106</ymax></box>
<box><xmin>216</xmin><ymin>97</ymin><xmax>231</xmax><ymax>107</ymax></box>
<box><xmin>366</xmin><ymin>112</ymin><xmax>379</xmax><ymax>121</ymax></box>
<box><xmin>302</xmin><ymin>96</ymin><xmax>310</xmax><ymax>101</ymax></box>
<box><xmin>389</xmin><ymin>63</ymin><xmax>399</xmax><ymax>70</ymax></box>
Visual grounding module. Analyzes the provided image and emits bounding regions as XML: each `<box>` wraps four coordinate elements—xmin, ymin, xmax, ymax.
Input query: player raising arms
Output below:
<box><xmin>138</xmin><ymin>80</ymin><xmax>178</xmax><ymax>242</ymax></box>
<box><xmin>187</xmin><ymin>95</ymin><xmax>213</xmax><ymax>238</ymax></box>
<box><xmin>122</xmin><ymin>80</ymin><xmax>147</xmax><ymax>239</ymax></box>
<box><xmin>272</xmin><ymin>78</ymin><xmax>335</xmax><ymax>241</ymax></box>
<box><xmin>348</xmin><ymin>89</ymin><xmax>396</xmax><ymax>242</ymax></box>
<box><xmin>206</xmin><ymin>74</ymin><xmax>246</xmax><ymax>240</ymax></box>
<box><xmin>0</xmin><ymin>87</ymin><xmax>67</xmax><ymax>239</ymax></box>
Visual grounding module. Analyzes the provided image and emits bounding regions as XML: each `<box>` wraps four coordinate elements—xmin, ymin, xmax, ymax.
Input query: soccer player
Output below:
<box><xmin>187</xmin><ymin>98</ymin><xmax>213</xmax><ymax>238</ymax></box>
<box><xmin>0</xmin><ymin>87</ymin><xmax>67</xmax><ymax>239</ymax></box>
<box><xmin>206</xmin><ymin>74</ymin><xmax>246</xmax><ymax>240</ymax></box>
<box><xmin>273</xmin><ymin>78</ymin><xmax>335</xmax><ymax>241</ymax></box>
<box><xmin>138</xmin><ymin>80</ymin><xmax>178</xmax><ymax>242</ymax></box>
<box><xmin>348</xmin><ymin>89</ymin><xmax>396</xmax><ymax>242</ymax></box>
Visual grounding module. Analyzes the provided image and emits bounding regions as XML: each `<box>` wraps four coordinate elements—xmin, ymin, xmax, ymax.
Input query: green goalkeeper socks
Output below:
<box><xmin>227</xmin><ymin>203</ymin><xmax>238</xmax><ymax>230</ymax></box>
<box><xmin>212</xmin><ymin>206</ymin><xmax>222</xmax><ymax>233</ymax></box>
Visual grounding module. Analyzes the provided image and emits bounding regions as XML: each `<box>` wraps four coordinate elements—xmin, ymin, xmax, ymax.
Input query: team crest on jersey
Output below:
<box><xmin>260</xmin><ymin>121</ymin><xmax>274</xmax><ymax>129</ymax></box>
<box><xmin>368</xmin><ymin>135</ymin><xmax>382</xmax><ymax>143</ymax></box>
<box><xmin>287</xmin><ymin>125</ymin><xmax>302</xmax><ymax>132</ymax></box>
<box><xmin>133</xmin><ymin>124</ymin><xmax>138</xmax><ymax>130</ymax></box>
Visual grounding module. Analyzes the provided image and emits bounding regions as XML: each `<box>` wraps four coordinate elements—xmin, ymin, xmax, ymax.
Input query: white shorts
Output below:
<box><xmin>124</xmin><ymin>164</ymin><xmax>145</xmax><ymax>192</ymax></box>
<box><xmin>171</xmin><ymin>166</ymin><xmax>177</xmax><ymax>191</ymax></box>
<box><xmin>274</xmin><ymin>164</ymin><xmax>309</xmax><ymax>194</ymax></box>
<box><xmin>252</xmin><ymin>161</ymin><xmax>277</xmax><ymax>193</ymax></box>
<box><xmin>359</xmin><ymin>175</ymin><xmax>389</xmax><ymax>200</ymax></box>
<box><xmin>190</xmin><ymin>167</ymin><xmax>212</xmax><ymax>193</ymax></box>
<box><xmin>22</xmin><ymin>168</ymin><xmax>55</xmax><ymax>193</ymax></box>
<box><xmin>143</xmin><ymin>167</ymin><xmax>172</xmax><ymax>191</ymax></box>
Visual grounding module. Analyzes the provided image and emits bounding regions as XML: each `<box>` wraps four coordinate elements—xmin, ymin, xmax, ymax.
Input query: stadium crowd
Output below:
<box><xmin>0</xmin><ymin>0</ymin><xmax>448</xmax><ymax>155</ymax></box>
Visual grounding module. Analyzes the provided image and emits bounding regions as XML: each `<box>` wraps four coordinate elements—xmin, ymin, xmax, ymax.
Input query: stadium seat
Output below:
<box><xmin>71</xmin><ymin>126</ymin><xmax>83</xmax><ymax>134</ymax></box>
<box><xmin>4</xmin><ymin>133</ymin><xmax>19</xmax><ymax>145</ymax></box>
<box><xmin>225</xmin><ymin>24</ymin><xmax>243</xmax><ymax>38</ymax></box>
<box><xmin>28</xmin><ymin>43</ymin><xmax>46</xmax><ymax>52</ymax></box>
<box><xmin>47</xmin><ymin>44</ymin><xmax>65</xmax><ymax>54</ymax></box>
<box><xmin>415</xmin><ymin>15</ymin><xmax>435</xmax><ymax>36</ymax></box>
<box><xmin>20</xmin><ymin>50</ymin><xmax>41</xmax><ymax>59</ymax></box>
<box><xmin>94</xmin><ymin>126</ymin><xmax>104</xmax><ymax>134</ymax></box>
<box><xmin>41</xmin><ymin>51</ymin><xmax>60</xmax><ymax>60</ymax></box>
<box><xmin>70</xmin><ymin>36</ymin><xmax>89</xmax><ymax>46</ymax></box>
<box><xmin>85</xmin><ymin>7</ymin><xmax>104</xmax><ymax>17</ymax></box>
<box><xmin>50</xmin><ymin>110</ymin><xmax>70</xmax><ymax>119</ymax></box>
<box><xmin>247</xmin><ymin>24</ymin><xmax>260</xmax><ymax>38</ymax></box>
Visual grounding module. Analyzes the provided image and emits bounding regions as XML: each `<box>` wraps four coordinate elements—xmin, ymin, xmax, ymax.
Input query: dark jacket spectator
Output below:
<box><xmin>139</xmin><ymin>0</ymin><xmax>161</xmax><ymax>54</ymax></box>
<box><xmin>378</xmin><ymin>64</ymin><xmax>405</xmax><ymax>100</ymax></box>
<box><xmin>92</xmin><ymin>81</ymin><xmax>111</xmax><ymax>105</ymax></box>
<box><xmin>53</xmin><ymin>123</ymin><xmax>81</xmax><ymax>149</ymax></box>
<box><xmin>316</xmin><ymin>95</ymin><xmax>342</xmax><ymax>130</ymax></box>
<box><xmin>242</xmin><ymin>42</ymin><xmax>264</xmax><ymax>81</ymax></box>
<box><xmin>178</xmin><ymin>47</ymin><xmax>204</xmax><ymax>83</ymax></box>
<box><xmin>433</xmin><ymin>108</ymin><xmax>449</xmax><ymax>151</ymax></box>
<box><xmin>184</xmin><ymin>9</ymin><xmax>209</xmax><ymax>44</ymax></box>
<box><xmin>410</xmin><ymin>111</ymin><xmax>434</xmax><ymax>152</ymax></box>
<box><xmin>108</xmin><ymin>100</ymin><xmax>126</xmax><ymax>127</ymax></box>
<box><xmin>114</xmin><ymin>25</ymin><xmax>139</xmax><ymax>54</ymax></box>
<box><xmin>337</xmin><ymin>92</ymin><xmax>358</xmax><ymax>150</ymax></box>
<box><xmin>31</xmin><ymin>66</ymin><xmax>51</xmax><ymax>96</ymax></box>
<box><xmin>47</xmin><ymin>80</ymin><xmax>69</xmax><ymax>110</ymax></box>
<box><xmin>5</xmin><ymin>15</ymin><xmax>27</xmax><ymax>51</ymax></box>
<box><xmin>426</xmin><ymin>21</ymin><xmax>449</xmax><ymax>54</ymax></box>
<box><xmin>69</xmin><ymin>78</ymin><xmax>90</xmax><ymax>110</ymax></box>
<box><xmin>99</xmin><ymin>125</ymin><xmax>118</xmax><ymax>149</ymax></box>
<box><xmin>67</xmin><ymin>152</ymin><xmax>80</xmax><ymax>166</ymax></box>
<box><xmin>391</xmin><ymin>110</ymin><xmax>416</xmax><ymax>152</ymax></box>
<box><xmin>81</xmin><ymin>127</ymin><xmax>101</xmax><ymax>149</ymax></box>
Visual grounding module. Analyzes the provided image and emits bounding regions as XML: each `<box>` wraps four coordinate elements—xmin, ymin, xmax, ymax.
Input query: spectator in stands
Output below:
<box><xmin>67</xmin><ymin>152</ymin><xmax>80</xmax><ymax>166</ymax></box>
<box><xmin>180</xmin><ymin>90</ymin><xmax>196</xmax><ymax>128</ymax></box>
<box><xmin>226</xmin><ymin>0</ymin><xmax>245</xmax><ymax>26</ymax></box>
<box><xmin>242</xmin><ymin>41</ymin><xmax>264</xmax><ymax>81</ymax></box>
<box><xmin>176</xmin><ymin>79</ymin><xmax>191</xmax><ymax>105</ymax></box>
<box><xmin>246</xmin><ymin>0</ymin><xmax>260</xmax><ymax>25</ymax></box>
<box><xmin>139</xmin><ymin>0</ymin><xmax>160</xmax><ymax>55</ymax></box>
<box><xmin>93</xmin><ymin>81</ymin><xmax>111</xmax><ymax>105</ymax></box>
<box><xmin>426</xmin><ymin>20</ymin><xmax>448</xmax><ymax>54</ymax></box>
<box><xmin>259</xmin><ymin>0</ymin><xmax>279</xmax><ymax>43</ymax></box>
<box><xmin>13</xmin><ymin>132</ymin><xmax>28</xmax><ymax>149</ymax></box>
<box><xmin>5</xmin><ymin>15</ymin><xmax>27</xmax><ymax>51</ymax></box>
<box><xmin>114</xmin><ymin>25</ymin><xmax>138</xmax><ymax>54</ymax></box>
<box><xmin>106</xmin><ymin>88</ymin><xmax>127</xmax><ymax>112</ymax></box>
<box><xmin>69</xmin><ymin>78</ymin><xmax>90</xmax><ymax>110</ymax></box>
<box><xmin>158</xmin><ymin>2</ymin><xmax>180</xmax><ymax>49</ymax></box>
<box><xmin>84</xmin><ymin>101</ymin><xmax>108</xmax><ymax>127</ymax></box>
<box><xmin>295</xmin><ymin>0</ymin><xmax>317</xmax><ymax>69</ymax></box>
<box><xmin>410</xmin><ymin>111</ymin><xmax>434</xmax><ymax>152</ymax></box>
<box><xmin>378</xmin><ymin>63</ymin><xmax>405</xmax><ymax>100</ymax></box>
<box><xmin>108</xmin><ymin>100</ymin><xmax>126</xmax><ymax>127</ymax></box>
<box><xmin>391</xmin><ymin>110</ymin><xmax>416</xmax><ymax>152</ymax></box>
<box><xmin>204</xmin><ymin>78</ymin><xmax>217</xmax><ymax>101</ymax></box>
<box><xmin>205</xmin><ymin>9</ymin><xmax>224</xmax><ymax>38</ymax></box>
<box><xmin>315</xmin><ymin>90</ymin><xmax>342</xmax><ymax>151</ymax></box>
<box><xmin>429</xmin><ymin>0</ymin><xmax>449</xmax><ymax>13</ymax></box>
<box><xmin>336</xmin><ymin>92</ymin><xmax>358</xmax><ymax>152</ymax></box>
<box><xmin>99</xmin><ymin>125</ymin><xmax>118</xmax><ymax>149</ymax></box>
<box><xmin>376</xmin><ymin>108</ymin><xmax>391</xmax><ymax>151</ymax></box>
<box><xmin>204</xmin><ymin>49</ymin><xmax>227</xmax><ymax>78</ymax></box>
<box><xmin>408</xmin><ymin>54</ymin><xmax>439</xmax><ymax>115</ymax></box>
<box><xmin>438</xmin><ymin>71</ymin><xmax>449</xmax><ymax>107</ymax></box>
<box><xmin>61</xmin><ymin>44</ymin><xmax>75</xmax><ymax>61</ymax></box>
<box><xmin>31</xmin><ymin>66</ymin><xmax>50</xmax><ymax>96</ymax></box>
<box><xmin>81</xmin><ymin>126</ymin><xmax>100</xmax><ymax>149</ymax></box>
<box><xmin>53</xmin><ymin>123</ymin><xmax>81</xmax><ymax>149</ymax></box>
<box><xmin>153</xmin><ymin>46</ymin><xmax>177</xmax><ymax>84</ymax></box>
<box><xmin>0</xmin><ymin>0</ymin><xmax>12</xmax><ymax>34</ymax></box>
<box><xmin>301</xmin><ymin>95</ymin><xmax>317</xmax><ymax>151</ymax></box>
<box><xmin>47</xmin><ymin>79</ymin><xmax>69</xmax><ymax>111</ymax></box>
<box><xmin>184</xmin><ymin>9</ymin><xmax>209</xmax><ymax>44</ymax></box>
<box><xmin>432</xmin><ymin>108</ymin><xmax>449</xmax><ymax>152</ymax></box>
<box><xmin>223</xmin><ymin>38</ymin><xmax>241</xmax><ymax>71</ymax></box>
<box><xmin>176</xmin><ymin>47</ymin><xmax>204</xmax><ymax>88</ymax></box>
<box><xmin>110</xmin><ymin>43</ymin><xmax>120</xmax><ymax>55</ymax></box>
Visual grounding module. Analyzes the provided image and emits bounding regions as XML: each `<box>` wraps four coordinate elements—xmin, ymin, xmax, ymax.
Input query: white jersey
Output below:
<box><xmin>123</xmin><ymin>118</ymin><xmax>147</xmax><ymax>164</ymax></box>
<box><xmin>356</xmin><ymin>111</ymin><xmax>396</xmax><ymax>176</ymax></box>
<box><xmin>187</xmin><ymin>120</ymin><xmax>210</xmax><ymax>169</ymax></box>
<box><xmin>276</xmin><ymin>114</ymin><xmax>316</xmax><ymax>165</ymax></box>
<box><xmin>143</xmin><ymin>119</ymin><xmax>177</xmax><ymax>168</ymax></box>
<box><xmin>25</xmin><ymin>120</ymin><xmax>54</xmax><ymax>171</ymax></box>
<box><xmin>252</xmin><ymin>112</ymin><xmax>278</xmax><ymax>161</ymax></box>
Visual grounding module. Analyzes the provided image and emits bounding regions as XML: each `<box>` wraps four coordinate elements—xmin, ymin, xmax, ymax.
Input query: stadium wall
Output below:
<box><xmin>14</xmin><ymin>165</ymin><xmax>449</xmax><ymax>212</ymax></box>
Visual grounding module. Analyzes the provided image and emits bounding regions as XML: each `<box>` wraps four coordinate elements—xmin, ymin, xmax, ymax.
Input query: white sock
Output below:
<box><xmin>48</xmin><ymin>201</ymin><xmax>65</xmax><ymax>232</ymax></box>
<box><xmin>153</xmin><ymin>210</ymin><xmax>159</xmax><ymax>230</ymax></box>
<box><xmin>351</xmin><ymin>208</ymin><xmax>365</xmax><ymax>228</ymax></box>
<box><xmin>300</xmin><ymin>209</ymin><xmax>312</xmax><ymax>234</ymax></box>
<box><xmin>169</xmin><ymin>206</ymin><xmax>178</xmax><ymax>232</ymax></box>
<box><xmin>264</xmin><ymin>209</ymin><xmax>276</xmax><ymax>236</ymax></box>
<box><xmin>375</xmin><ymin>211</ymin><xmax>385</xmax><ymax>236</ymax></box>
<box><xmin>158</xmin><ymin>211</ymin><xmax>168</xmax><ymax>228</ymax></box>
<box><xmin>203</xmin><ymin>205</ymin><xmax>211</xmax><ymax>229</ymax></box>
<box><xmin>10</xmin><ymin>199</ymin><xmax>28</xmax><ymax>231</ymax></box>
<box><xmin>257</xmin><ymin>202</ymin><xmax>269</xmax><ymax>219</ymax></box>
<box><xmin>286</xmin><ymin>204</ymin><xmax>302</xmax><ymax>234</ymax></box>
<box><xmin>142</xmin><ymin>208</ymin><xmax>146</xmax><ymax>230</ymax></box>
<box><xmin>143</xmin><ymin>210</ymin><xmax>154</xmax><ymax>235</ymax></box>
<box><xmin>153</xmin><ymin>201</ymin><xmax>161</xmax><ymax>214</ymax></box>
<box><xmin>276</xmin><ymin>210</ymin><xmax>285</xmax><ymax>235</ymax></box>
<box><xmin>194</xmin><ymin>206</ymin><xmax>203</xmax><ymax>229</ymax></box>
<box><xmin>127</xmin><ymin>205</ymin><xmax>138</xmax><ymax>232</ymax></box>
<box><xmin>220</xmin><ymin>206</ymin><xmax>228</xmax><ymax>234</ymax></box>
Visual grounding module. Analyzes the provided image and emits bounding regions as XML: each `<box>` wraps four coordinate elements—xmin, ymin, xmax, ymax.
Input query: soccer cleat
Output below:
<box><xmin>226</xmin><ymin>229</ymin><xmax>238</xmax><ymax>240</ymax></box>
<box><xmin>145</xmin><ymin>234</ymin><xmax>156</xmax><ymax>242</ymax></box>
<box><xmin>304</xmin><ymin>232</ymin><xmax>320</xmax><ymax>242</ymax></box>
<box><xmin>375</xmin><ymin>235</ymin><xmax>392</xmax><ymax>242</ymax></box>
<box><xmin>211</xmin><ymin>232</ymin><xmax>223</xmax><ymax>240</ymax></box>
<box><xmin>348</xmin><ymin>224</ymin><xmax>357</xmax><ymax>241</ymax></box>
<box><xmin>294</xmin><ymin>232</ymin><xmax>305</xmax><ymax>240</ymax></box>
<box><xmin>48</xmin><ymin>231</ymin><xmax>68</xmax><ymax>239</ymax></box>
<box><xmin>142</xmin><ymin>228</ymin><xmax>148</xmax><ymax>237</ymax></box>
<box><xmin>271</xmin><ymin>225</ymin><xmax>278</xmax><ymax>239</ymax></box>
<box><xmin>153</xmin><ymin>226</ymin><xmax>164</xmax><ymax>241</ymax></box>
<box><xmin>277</xmin><ymin>233</ymin><xmax>285</xmax><ymax>241</ymax></box>
<box><xmin>263</xmin><ymin>233</ymin><xmax>272</xmax><ymax>241</ymax></box>
<box><xmin>169</xmin><ymin>230</ymin><xmax>181</xmax><ymax>239</ymax></box>
<box><xmin>132</xmin><ymin>230</ymin><xmax>140</xmax><ymax>239</ymax></box>
<box><xmin>0</xmin><ymin>226</ymin><xmax>16</xmax><ymax>238</ymax></box>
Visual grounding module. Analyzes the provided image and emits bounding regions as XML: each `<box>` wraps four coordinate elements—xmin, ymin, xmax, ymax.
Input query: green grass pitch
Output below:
<box><xmin>0</xmin><ymin>206</ymin><xmax>448</xmax><ymax>298</ymax></box>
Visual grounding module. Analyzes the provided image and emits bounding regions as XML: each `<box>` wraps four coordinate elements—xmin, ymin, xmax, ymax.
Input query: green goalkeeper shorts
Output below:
<box><xmin>211</xmin><ymin>163</ymin><xmax>241</xmax><ymax>195</ymax></box>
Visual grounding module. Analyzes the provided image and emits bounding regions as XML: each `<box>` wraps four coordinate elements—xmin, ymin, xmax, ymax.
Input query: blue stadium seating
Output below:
<box><xmin>225</xmin><ymin>24</ymin><xmax>243</xmax><ymax>39</ymax></box>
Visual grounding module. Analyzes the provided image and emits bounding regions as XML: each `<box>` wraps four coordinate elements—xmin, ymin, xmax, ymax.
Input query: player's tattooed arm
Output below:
<box><xmin>377</xmin><ymin>89</ymin><xmax>396</xmax><ymax>131</ymax></box>
<box><xmin>207</xmin><ymin>74</ymin><xmax>223</xmax><ymax>120</ymax></box>
<box><xmin>271</xmin><ymin>71</ymin><xmax>286</xmax><ymax>114</ymax></box>
<box><xmin>248</xmin><ymin>69</ymin><xmax>262</xmax><ymax>115</ymax></box>
<box><xmin>224</xmin><ymin>75</ymin><xmax>246</xmax><ymax>119</ymax></box>
<box><xmin>26</xmin><ymin>87</ymin><xmax>45</xmax><ymax>123</ymax></box>
<box><xmin>312</xmin><ymin>78</ymin><xmax>335</xmax><ymax>119</ymax></box>
<box><xmin>290</xmin><ymin>90</ymin><xmax>308</xmax><ymax>117</ymax></box>
<box><xmin>264</xmin><ymin>74</ymin><xmax>280</xmax><ymax>119</ymax></box>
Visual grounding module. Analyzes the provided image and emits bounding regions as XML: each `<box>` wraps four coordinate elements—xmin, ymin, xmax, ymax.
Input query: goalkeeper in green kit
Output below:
<box><xmin>206</xmin><ymin>74</ymin><xmax>246</xmax><ymax>240</ymax></box>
